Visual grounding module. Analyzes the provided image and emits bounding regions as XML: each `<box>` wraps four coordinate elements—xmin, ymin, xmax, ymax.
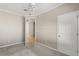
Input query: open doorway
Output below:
<box><xmin>25</xmin><ymin>18</ymin><xmax>36</xmax><ymax>47</ymax></box>
<box><xmin>29</xmin><ymin>21</ymin><xmax>35</xmax><ymax>38</ymax></box>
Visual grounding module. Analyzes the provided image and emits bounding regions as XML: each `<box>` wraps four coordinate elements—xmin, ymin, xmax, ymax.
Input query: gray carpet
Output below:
<box><xmin>0</xmin><ymin>43</ymin><xmax>67</xmax><ymax>56</ymax></box>
<box><xmin>0</xmin><ymin>44</ymin><xmax>36</xmax><ymax>56</ymax></box>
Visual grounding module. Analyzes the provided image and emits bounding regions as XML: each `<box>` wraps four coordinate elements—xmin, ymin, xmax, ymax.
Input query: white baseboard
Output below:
<box><xmin>38</xmin><ymin>42</ymin><xmax>66</xmax><ymax>54</ymax></box>
<box><xmin>0</xmin><ymin>42</ymin><xmax>24</xmax><ymax>48</ymax></box>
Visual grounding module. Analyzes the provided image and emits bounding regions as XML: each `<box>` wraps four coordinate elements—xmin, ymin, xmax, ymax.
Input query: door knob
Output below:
<box><xmin>58</xmin><ymin>35</ymin><xmax>61</xmax><ymax>37</ymax></box>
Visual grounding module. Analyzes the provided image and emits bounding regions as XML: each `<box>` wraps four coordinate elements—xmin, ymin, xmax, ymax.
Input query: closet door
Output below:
<box><xmin>57</xmin><ymin>11</ymin><xmax>78</xmax><ymax>56</ymax></box>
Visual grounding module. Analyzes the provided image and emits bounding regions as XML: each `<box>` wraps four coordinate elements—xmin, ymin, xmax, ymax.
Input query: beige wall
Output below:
<box><xmin>0</xmin><ymin>11</ymin><xmax>24</xmax><ymax>46</ymax></box>
<box><xmin>36</xmin><ymin>3</ymin><xmax>79</xmax><ymax>49</ymax></box>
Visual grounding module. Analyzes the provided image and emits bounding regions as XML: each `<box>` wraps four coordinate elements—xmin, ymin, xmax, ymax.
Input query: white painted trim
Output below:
<box><xmin>35</xmin><ymin>17</ymin><xmax>37</xmax><ymax>41</ymax></box>
<box><xmin>0</xmin><ymin>42</ymin><xmax>24</xmax><ymax>48</ymax></box>
<box><xmin>38</xmin><ymin>42</ymin><xmax>67</xmax><ymax>55</ymax></box>
<box><xmin>0</xmin><ymin>9</ymin><xmax>22</xmax><ymax>16</ymax></box>
<box><xmin>38</xmin><ymin>42</ymin><xmax>58</xmax><ymax>51</ymax></box>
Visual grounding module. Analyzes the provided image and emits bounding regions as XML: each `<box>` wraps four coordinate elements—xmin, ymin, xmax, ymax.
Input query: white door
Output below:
<box><xmin>57</xmin><ymin>11</ymin><xmax>78</xmax><ymax>56</ymax></box>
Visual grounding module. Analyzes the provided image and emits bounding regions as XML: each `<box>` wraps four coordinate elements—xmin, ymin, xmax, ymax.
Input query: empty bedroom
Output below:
<box><xmin>0</xmin><ymin>3</ymin><xmax>79</xmax><ymax>56</ymax></box>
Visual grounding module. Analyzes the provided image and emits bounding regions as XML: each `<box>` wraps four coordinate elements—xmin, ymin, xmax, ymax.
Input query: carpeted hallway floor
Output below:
<box><xmin>0</xmin><ymin>43</ymin><xmax>67</xmax><ymax>56</ymax></box>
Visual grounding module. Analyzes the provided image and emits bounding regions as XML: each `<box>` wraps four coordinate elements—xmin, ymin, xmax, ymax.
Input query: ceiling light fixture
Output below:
<box><xmin>24</xmin><ymin>3</ymin><xmax>36</xmax><ymax>16</ymax></box>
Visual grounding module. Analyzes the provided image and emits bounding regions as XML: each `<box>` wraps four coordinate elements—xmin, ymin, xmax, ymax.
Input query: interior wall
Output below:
<box><xmin>0</xmin><ymin>11</ymin><xmax>24</xmax><ymax>46</ymax></box>
<box><xmin>36</xmin><ymin>3</ymin><xmax>79</xmax><ymax>49</ymax></box>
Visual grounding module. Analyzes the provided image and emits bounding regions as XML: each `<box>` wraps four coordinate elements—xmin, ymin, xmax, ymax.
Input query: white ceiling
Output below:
<box><xmin>0</xmin><ymin>3</ymin><xmax>63</xmax><ymax>16</ymax></box>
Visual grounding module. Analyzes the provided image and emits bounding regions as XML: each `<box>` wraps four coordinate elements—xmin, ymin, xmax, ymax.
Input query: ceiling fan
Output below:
<box><xmin>23</xmin><ymin>3</ymin><xmax>36</xmax><ymax>15</ymax></box>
